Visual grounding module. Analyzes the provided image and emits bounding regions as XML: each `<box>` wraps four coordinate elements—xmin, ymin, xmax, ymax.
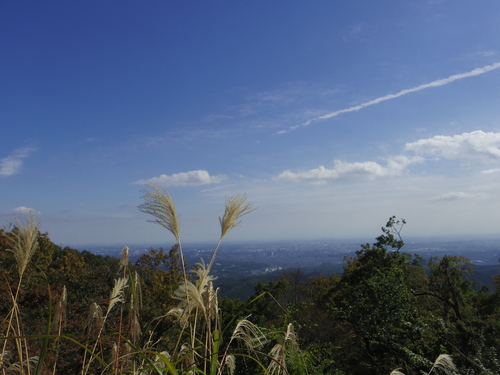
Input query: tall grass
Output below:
<box><xmin>138</xmin><ymin>185</ymin><xmax>274</xmax><ymax>374</ymax></box>
<box><xmin>1</xmin><ymin>210</ymin><xmax>41</xmax><ymax>375</ymax></box>
<box><xmin>0</xmin><ymin>187</ymin><xmax>298</xmax><ymax>374</ymax></box>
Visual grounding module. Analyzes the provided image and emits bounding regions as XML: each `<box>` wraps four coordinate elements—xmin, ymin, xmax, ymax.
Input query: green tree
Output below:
<box><xmin>333</xmin><ymin>218</ymin><xmax>428</xmax><ymax>374</ymax></box>
<box><xmin>135</xmin><ymin>244</ymin><xmax>184</xmax><ymax>320</ymax></box>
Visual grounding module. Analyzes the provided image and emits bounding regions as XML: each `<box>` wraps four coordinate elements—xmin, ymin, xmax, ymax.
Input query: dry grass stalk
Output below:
<box><xmin>2</xmin><ymin>210</ymin><xmax>41</xmax><ymax>375</ymax></box>
<box><xmin>51</xmin><ymin>286</ymin><xmax>68</xmax><ymax>375</ymax></box>
<box><xmin>220</xmin><ymin>354</ymin><xmax>236</xmax><ymax>375</ymax></box>
<box><xmin>81</xmin><ymin>302</ymin><xmax>104</xmax><ymax>375</ymax></box>
<box><xmin>53</xmin><ymin>286</ymin><xmax>67</xmax><ymax>330</ymax></box>
<box><xmin>82</xmin><ymin>277</ymin><xmax>129</xmax><ymax>375</ymax></box>
<box><xmin>138</xmin><ymin>183</ymin><xmax>191</xmax><ymax>333</ymax></box>
<box><xmin>168</xmin><ymin>261</ymin><xmax>217</xmax><ymax>325</ymax></box>
<box><xmin>129</xmin><ymin>271</ymin><xmax>142</xmax><ymax>345</ymax></box>
<box><xmin>85</xmin><ymin>302</ymin><xmax>104</xmax><ymax>336</ymax></box>
<box><xmin>137</xmin><ymin>188</ymin><xmax>259</xmax><ymax>374</ymax></box>
<box><xmin>267</xmin><ymin>323</ymin><xmax>299</xmax><ymax>375</ymax></box>
<box><xmin>208</xmin><ymin>195</ymin><xmax>255</xmax><ymax>270</ymax></box>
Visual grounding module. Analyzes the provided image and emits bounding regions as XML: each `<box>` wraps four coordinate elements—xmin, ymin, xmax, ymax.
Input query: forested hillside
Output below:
<box><xmin>2</xmin><ymin>190</ymin><xmax>500</xmax><ymax>374</ymax></box>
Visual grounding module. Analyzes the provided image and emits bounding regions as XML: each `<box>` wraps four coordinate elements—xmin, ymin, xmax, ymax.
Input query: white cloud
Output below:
<box><xmin>276</xmin><ymin>156</ymin><xmax>422</xmax><ymax>183</ymax></box>
<box><xmin>13</xmin><ymin>206</ymin><xmax>38</xmax><ymax>214</ymax></box>
<box><xmin>0</xmin><ymin>147</ymin><xmax>35</xmax><ymax>177</ymax></box>
<box><xmin>431</xmin><ymin>192</ymin><xmax>468</xmax><ymax>201</ymax></box>
<box><xmin>279</xmin><ymin>62</ymin><xmax>500</xmax><ymax>133</ymax></box>
<box><xmin>481</xmin><ymin>168</ymin><xmax>500</xmax><ymax>174</ymax></box>
<box><xmin>133</xmin><ymin>170</ymin><xmax>226</xmax><ymax>187</ymax></box>
<box><xmin>405</xmin><ymin>130</ymin><xmax>500</xmax><ymax>161</ymax></box>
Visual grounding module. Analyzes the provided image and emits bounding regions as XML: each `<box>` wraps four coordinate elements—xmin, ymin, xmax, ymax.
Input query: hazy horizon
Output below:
<box><xmin>66</xmin><ymin>233</ymin><xmax>500</xmax><ymax>251</ymax></box>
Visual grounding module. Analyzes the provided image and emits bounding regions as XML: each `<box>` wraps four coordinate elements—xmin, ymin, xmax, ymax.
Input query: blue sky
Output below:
<box><xmin>2</xmin><ymin>1</ymin><xmax>500</xmax><ymax>246</ymax></box>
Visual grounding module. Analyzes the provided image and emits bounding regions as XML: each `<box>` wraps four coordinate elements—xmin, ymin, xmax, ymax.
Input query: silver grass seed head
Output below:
<box><xmin>268</xmin><ymin>343</ymin><xmax>286</xmax><ymax>375</ymax></box>
<box><xmin>54</xmin><ymin>285</ymin><xmax>68</xmax><ymax>328</ymax></box>
<box><xmin>130</xmin><ymin>271</ymin><xmax>142</xmax><ymax>310</ymax></box>
<box><xmin>8</xmin><ymin>356</ymin><xmax>40</xmax><ymax>373</ymax></box>
<box><xmin>429</xmin><ymin>354</ymin><xmax>457</xmax><ymax>375</ymax></box>
<box><xmin>231</xmin><ymin>318</ymin><xmax>268</xmax><ymax>349</ymax></box>
<box><xmin>222</xmin><ymin>355</ymin><xmax>236</xmax><ymax>375</ymax></box>
<box><xmin>173</xmin><ymin>280</ymin><xmax>206</xmax><ymax>317</ymax></box>
<box><xmin>110</xmin><ymin>343</ymin><xmax>118</xmax><ymax>363</ymax></box>
<box><xmin>119</xmin><ymin>246</ymin><xmax>129</xmax><ymax>269</ymax></box>
<box><xmin>86</xmin><ymin>302</ymin><xmax>104</xmax><ymax>333</ymax></box>
<box><xmin>108</xmin><ymin>277</ymin><xmax>128</xmax><ymax>313</ymax></box>
<box><xmin>130</xmin><ymin>312</ymin><xmax>141</xmax><ymax>344</ymax></box>
<box><xmin>138</xmin><ymin>183</ymin><xmax>180</xmax><ymax>242</ymax></box>
<box><xmin>154</xmin><ymin>351</ymin><xmax>171</xmax><ymax>368</ymax></box>
<box><xmin>219</xmin><ymin>194</ymin><xmax>255</xmax><ymax>239</ymax></box>
<box><xmin>62</xmin><ymin>285</ymin><xmax>67</xmax><ymax>302</ymax></box>
<box><xmin>191</xmin><ymin>260</ymin><xmax>217</xmax><ymax>292</ymax></box>
<box><xmin>0</xmin><ymin>350</ymin><xmax>13</xmax><ymax>363</ymax></box>
<box><xmin>9</xmin><ymin>210</ymin><xmax>40</xmax><ymax>278</ymax></box>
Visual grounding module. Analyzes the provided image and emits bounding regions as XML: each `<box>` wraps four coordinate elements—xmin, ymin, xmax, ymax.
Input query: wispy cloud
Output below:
<box><xmin>201</xmin><ymin>183</ymin><xmax>238</xmax><ymax>193</ymax></box>
<box><xmin>431</xmin><ymin>192</ymin><xmax>469</xmax><ymax>201</ymax></box>
<box><xmin>199</xmin><ymin>82</ymin><xmax>341</xmax><ymax>134</ymax></box>
<box><xmin>405</xmin><ymin>130</ymin><xmax>500</xmax><ymax>161</ymax></box>
<box><xmin>132</xmin><ymin>169</ymin><xmax>226</xmax><ymax>187</ymax></box>
<box><xmin>0</xmin><ymin>147</ymin><xmax>36</xmax><ymax>177</ymax></box>
<box><xmin>467</xmin><ymin>51</ymin><xmax>496</xmax><ymax>59</ymax></box>
<box><xmin>342</xmin><ymin>23</ymin><xmax>364</xmax><ymax>42</ymax></box>
<box><xmin>278</xmin><ymin>62</ymin><xmax>500</xmax><ymax>134</ymax></box>
<box><xmin>275</xmin><ymin>156</ymin><xmax>422</xmax><ymax>183</ymax></box>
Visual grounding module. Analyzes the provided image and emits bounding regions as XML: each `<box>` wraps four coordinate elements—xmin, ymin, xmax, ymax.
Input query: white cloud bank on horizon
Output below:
<box><xmin>276</xmin><ymin>156</ymin><xmax>422</xmax><ymax>183</ymax></box>
<box><xmin>132</xmin><ymin>170</ymin><xmax>226</xmax><ymax>187</ymax></box>
<box><xmin>278</xmin><ymin>62</ymin><xmax>500</xmax><ymax>134</ymax></box>
<box><xmin>405</xmin><ymin>130</ymin><xmax>500</xmax><ymax>161</ymax></box>
<box><xmin>0</xmin><ymin>147</ymin><xmax>35</xmax><ymax>177</ymax></box>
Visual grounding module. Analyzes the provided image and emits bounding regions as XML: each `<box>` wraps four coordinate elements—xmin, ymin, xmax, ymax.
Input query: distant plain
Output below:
<box><xmin>77</xmin><ymin>237</ymin><xmax>500</xmax><ymax>299</ymax></box>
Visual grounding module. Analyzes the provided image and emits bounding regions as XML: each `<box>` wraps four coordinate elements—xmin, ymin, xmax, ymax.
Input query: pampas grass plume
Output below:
<box><xmin>138</xmin><ymin>183</ymin><xmax>180</xmax><ymax>242</ymax></box>
<box><xmin>428</xmin><ymin>354</ymin><xmax>456</xmax><ymax>375</ymax></box>
<box><xmin>108</xmin><ymin>277</ymin><xmax>128</xmax><ymax>313</ymax></box>
<box><xmin>9</xmin><ymin>210</ymin><xmax>40</xmax><ymax>278</ymax></box>
<box><xmin>219</xmin><ymin>195</ymin><xmax>255</xmax><ymax>240</ymax></box>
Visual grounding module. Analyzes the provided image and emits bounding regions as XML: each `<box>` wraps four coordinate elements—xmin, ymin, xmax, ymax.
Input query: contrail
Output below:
<box><xmin>278</xmin><ymin>62</ymin><xmax>500</xmax><ymax>134</ymax></box>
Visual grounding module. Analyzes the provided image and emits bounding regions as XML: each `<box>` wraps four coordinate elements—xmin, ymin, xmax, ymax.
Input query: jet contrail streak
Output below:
<box><xmin>278</xmin><ymin>62</ymin><xmax>500</xmax><ymax>134</ymax></box>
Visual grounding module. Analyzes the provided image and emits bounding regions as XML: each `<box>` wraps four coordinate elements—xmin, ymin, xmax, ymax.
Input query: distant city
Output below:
<box><xmin>73</xmin><ymin>237</ymin><xmax>500</xmax><ymax>299</ymax></box>
<box><xmin>74</xmin><ymin>236</ymin><xmax>500</xmax><ymax>267</ymax></box>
